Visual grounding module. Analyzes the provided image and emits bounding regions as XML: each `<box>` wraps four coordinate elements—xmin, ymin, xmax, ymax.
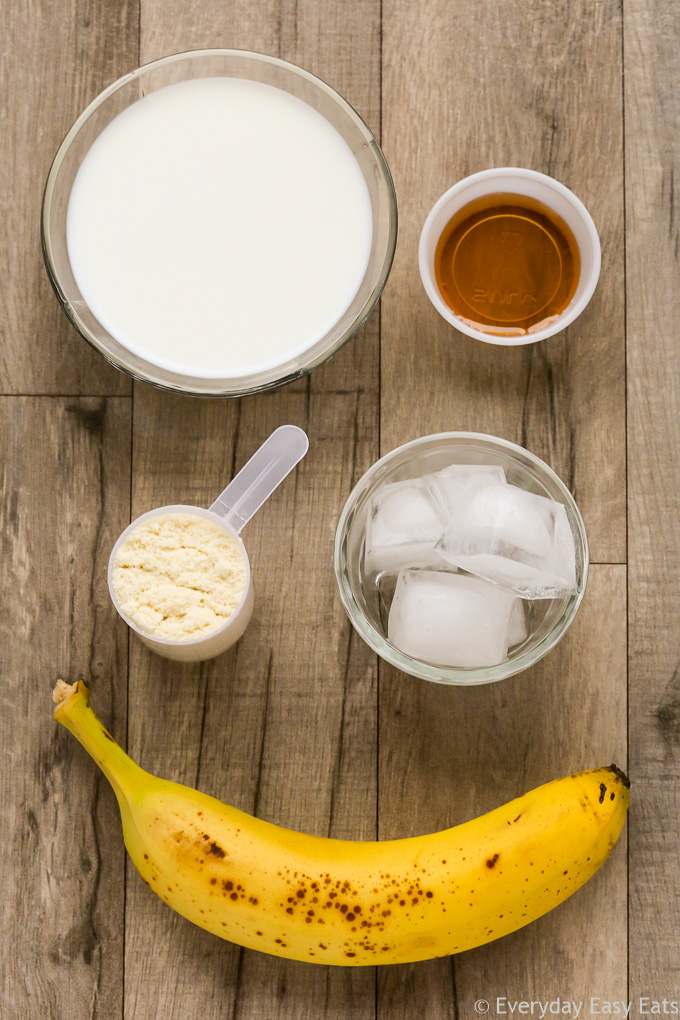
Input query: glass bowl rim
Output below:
<box><xmin>41</xmin><ymin>47</ymin><xmax>398</xmax><ymax>397</ymax></box>
<box><xmin>333</xmin><ymin>430</ymin><xmax>589</xmax><ymax>686</ymax></box>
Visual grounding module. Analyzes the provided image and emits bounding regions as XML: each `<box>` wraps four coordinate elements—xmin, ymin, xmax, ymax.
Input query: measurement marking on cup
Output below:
<box><xmin>472</xmin><ymin>289</ymin><xmax>537</xmax><ymax>306</ymax></box>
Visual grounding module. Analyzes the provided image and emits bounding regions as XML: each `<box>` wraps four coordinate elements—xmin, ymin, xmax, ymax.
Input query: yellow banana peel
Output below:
<box><xmin>53</xmin><ymin>679</ymin><xmax>628</xmax><ymax>966</ymax></box>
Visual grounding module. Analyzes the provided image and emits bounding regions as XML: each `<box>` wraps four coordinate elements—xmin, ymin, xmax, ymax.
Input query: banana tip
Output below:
<box><xmin>53</xmin><ymin>679</ymin><xmax>80</xmax><ymax>705</ymax></box>
<box><xmin>607</xmin><ymin>763</ymin><xmax>630</xmax><ymax>788</ymax></box>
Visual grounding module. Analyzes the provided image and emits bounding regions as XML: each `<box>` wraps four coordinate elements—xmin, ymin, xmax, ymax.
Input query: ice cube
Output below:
<box><xmin>425</xmin><ymin>463</ymin><xmax>506</xmax><ymax>517</ymax></box>
<box><xmin>387</xmin><ymin>569</ymin><xmax>516</xmax><ymax>668</ymax></box>
<box><xmin>507</xmin><ymin>597</ymin><xmax>528</xmax><ymax>647</ymax></box>
<box><xmin>436</xmin><ymin>481</ymin><xmax>577</xmax><ymax>599</ymax></box>
<box><xmin>364</xmin><ymin>478</ymin><xmax>447</xmax><ymax>576</ymax></box>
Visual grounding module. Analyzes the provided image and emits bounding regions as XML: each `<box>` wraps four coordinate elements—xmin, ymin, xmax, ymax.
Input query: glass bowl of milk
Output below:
<box><xmin>334</xmin><ymin>433</ymin><xmax>589</xmax><ymax>685</ymax></box>
<box><xmin>42</xmin><ymin>50</ymin><xmax>397</xmax><ymax>395</ymax></box>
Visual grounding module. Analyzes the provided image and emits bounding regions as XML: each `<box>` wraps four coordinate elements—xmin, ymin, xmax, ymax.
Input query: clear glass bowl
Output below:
<box><xmin>41</xmin><ymin>49</ymin><xmax>397</xmax><ymax>397</ymax></box>
<box><xmin>334</xmin><ymin>432</ymin><xmax>589</xmax><ymax>685</ymax></box>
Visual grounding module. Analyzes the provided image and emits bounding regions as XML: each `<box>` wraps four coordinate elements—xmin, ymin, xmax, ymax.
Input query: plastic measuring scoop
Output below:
<box><xmin>108</xmin><ymin>425</ymin><xmax>309</xmax><ymax>662</ymax></box>
<box><xmin>209</xmin><ymin>424</ymin><xmax>309</xmax><ymax>532</ymax></box>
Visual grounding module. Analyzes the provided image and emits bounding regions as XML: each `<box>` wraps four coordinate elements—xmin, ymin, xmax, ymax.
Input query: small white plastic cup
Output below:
<box><xmin>108</xmin><ymin>425</ymin><xmax>308</xmax><ymax>662</ymax></box>
<box><xmin>419</xmin><ymin>167</ymin><xmax>601</xmax><ymax>346</ymax></box>
<box><xmin>108</xmin><ymin>505</ymin><xmax>254</xmax><ymax>662</ymax></box>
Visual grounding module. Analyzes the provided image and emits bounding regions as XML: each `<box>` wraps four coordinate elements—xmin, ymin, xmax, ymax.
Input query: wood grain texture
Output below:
<box><xmin>625</xmin><ymin>0</ymin><xmax>680</xmax><ymax>1001</ymax></box>
<box><xmin>380</xmin><ymin>3</ymin><xmax>629</xmax><ymax>1010</ymax></box>
<box><xmin>381</xmin><ymin>0</ymin><xmax>625</xmax><ymax>564</ymax></box>
<box><xmin>377</xmin><ymin>566</ymin><xmax>628</xmax><ymax>1018</ymax></box>
<box><xmin>124</xmin><ymin>375</ymin><xmax>379</xmax><ymax>1019</ymax></box>
<box><xmin>0</xmin><ymin>0</ymin><xmax>138</xmax><ymax>395</ymax></box>
<box><xmin>0</xmin><ymin>397</ymin><xmax>131</xmax><ymax>1019</ymax></box>
<box><xmin>8</xmin><ymin>0</ymin><xmax>680</xmax><ymax>1013</ymax></box>
<box><xmin>123</xmin><ymin>5</ymin><xmax>381</xmax><ymax>1016</ymax></box>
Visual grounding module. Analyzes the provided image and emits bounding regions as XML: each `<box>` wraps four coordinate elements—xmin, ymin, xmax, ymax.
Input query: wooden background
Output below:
<box><xmin>1</xmin><ymin>0</ymin><xmax>678</xmax><ymax>1016</ymax></box>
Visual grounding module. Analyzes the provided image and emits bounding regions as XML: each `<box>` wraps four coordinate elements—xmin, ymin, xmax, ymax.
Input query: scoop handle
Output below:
<box><xmin>209</xmin><ymin>425</ymin><xmax>309</xmax><ymax>533</ymax></box>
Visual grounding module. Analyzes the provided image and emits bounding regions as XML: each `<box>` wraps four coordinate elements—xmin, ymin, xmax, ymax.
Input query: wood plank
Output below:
<box><xmin>124</xmin><ymin>373</ymin><xmax>379</xmax><ymax>1018</ymax></box>
<box><xmin>124</xmin><ymin>9</ymin><xmax>382</xmax><ymax>1017</ymax></box>
<box><xmin>0</xmin><ymin>397</ymin><xmax>131</xmax><ymax>1019</ymax></box>
<box><xmin>381</xmin><ymin>0</ymin><xmax>625</xmax><ymax>564</ymax></box>
<box><xmin>625</xmin><ymin>0</ymin><xmax>680</xmax><ymax>1001</ymax></box>
<box><xmin>378</xmin><ymin>566</ymin><xmax>628</xmax><ymax>1018</ymax></box>
<box><xmin>380</xmin><ymin>1</ymin><xmax>627</xmax><ymax>1012</ymax></box>
<box><xmin>126</xmin><ymin>0</ymin><xmax>384</xmax><ymax>999</ymax></box>
<box><xmin>140</xmin><ymin>0</ymin><xmax>381</xmax><ymax>133</ymax></box>
<box><xmin>0</xmin><ymin>0</ymin><xmax>138</xmax><ymax>395</ymax></box>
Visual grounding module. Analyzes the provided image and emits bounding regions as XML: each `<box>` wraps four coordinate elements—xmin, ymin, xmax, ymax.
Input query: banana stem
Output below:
<box><xmin>53</xmin><ymin>680</ymin><xmax>146</xmax><ymax>805</ymax></box>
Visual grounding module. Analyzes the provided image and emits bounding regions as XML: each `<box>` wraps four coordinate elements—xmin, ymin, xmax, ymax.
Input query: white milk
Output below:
<box><xmin>66</xmin><ymin>77</ymin><xmax>373</xmax><ymax>378</ymax></box>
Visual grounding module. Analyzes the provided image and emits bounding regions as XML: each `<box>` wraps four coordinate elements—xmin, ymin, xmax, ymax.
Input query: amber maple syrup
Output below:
<box><xmin>434</xmin><ymin>193</ymin><xmax>580</xmax><ymax>336</ymax></box>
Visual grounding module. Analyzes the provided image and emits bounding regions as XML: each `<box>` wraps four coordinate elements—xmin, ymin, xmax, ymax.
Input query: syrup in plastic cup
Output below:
<box><xmin>108</xmin><ymin>425</ymin><xmax>308</xmax><ymax>662</ymax></box>
<box><xmin>419</xmin><ymin>168</ymin><xmax>601</xmax><ymax>346</ymax></box>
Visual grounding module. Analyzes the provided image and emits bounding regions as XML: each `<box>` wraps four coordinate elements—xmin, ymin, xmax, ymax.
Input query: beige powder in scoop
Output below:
<box><xmin>112</xmin><ymin>513</ymin><xmax>247</xmax><ymax>641</ymax></box>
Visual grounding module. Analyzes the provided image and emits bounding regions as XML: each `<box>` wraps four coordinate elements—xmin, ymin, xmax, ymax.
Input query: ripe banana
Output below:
<box><xmin>53</xmin><ymin>680</ymin><xmax>628</xmax><ymax>966</ymax></box>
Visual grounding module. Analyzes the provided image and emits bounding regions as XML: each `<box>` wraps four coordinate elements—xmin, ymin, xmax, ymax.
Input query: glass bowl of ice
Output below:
<box><xmin>334</xmin><ymin>432</ymin><xmax>588</xmax><ymax>685</ymax></box>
